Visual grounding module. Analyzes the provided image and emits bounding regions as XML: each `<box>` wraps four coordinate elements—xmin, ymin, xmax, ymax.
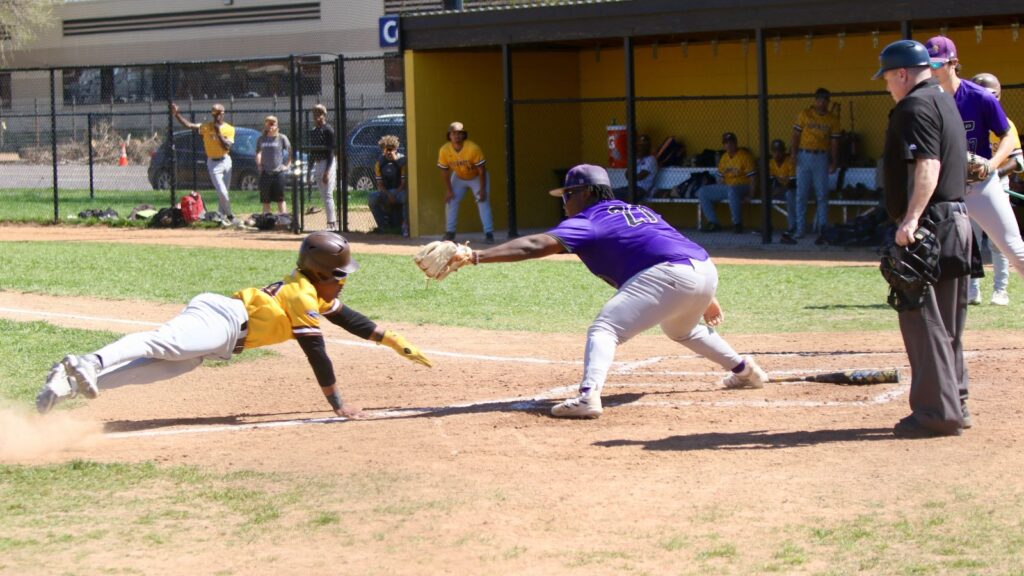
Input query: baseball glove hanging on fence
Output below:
<box><xmin>879</xmin><ymin>225</ymin><xmax>941</xmax><ymax>311</ymax></box>
<box><xmin>414</xmin><ymin>240</ymin><xmax>474</xmax><ymax>280</ymax></box>
<box><xmin>966</xmin><ymin>152</ymin><xmax>992</xmax><ymax>183</ymax></box>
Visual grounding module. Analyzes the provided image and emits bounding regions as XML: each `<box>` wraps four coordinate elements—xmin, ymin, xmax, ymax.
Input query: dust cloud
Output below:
<box><xmin>0</xmin><ymin>407</ymin><xmax>103</xmax><ymax>461</ymax></box>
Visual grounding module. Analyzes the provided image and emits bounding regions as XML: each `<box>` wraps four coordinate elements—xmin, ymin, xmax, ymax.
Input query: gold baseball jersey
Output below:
<box><xmin>794</xmin><ymin>107</ymin><xmax>840</xmax><ymax>152</ymax></box>
<box><xmin>231</xmin><ymin>270</ymin><xmax>342</xmax><ymax>349</ymax></box>
<box><xmin>990</xmin><ymin>118</ymin><xmax>1022</xmax><ymax>153</ymax></box>
<box><xmin>199</xmin><ymin>121</ymin><xmax>235</xmax><ymax>159</ymax></box>
<box><xmin>437</xmin><ymin>140</ymin><xmax>485</xmax><ymax>180</ymax></box>
<box><xmin>718</xmin><ymin>149</ymin><xmax>757</xmax><ymax>186</ymax></box>
<box><xmin>769</xmin><ymin>155</ymin><xmax>796</xmax><ymax>180</ymax></box>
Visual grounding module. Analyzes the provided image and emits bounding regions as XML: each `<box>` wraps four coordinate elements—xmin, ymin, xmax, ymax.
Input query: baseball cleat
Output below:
<box><xmin>62</xmin><ymin>354</ymin><xmax>99</xmax><ymax>400</ymax></box>
<box><xmin>36</xmin><ymin>362</ymin><xmax>76</xmax><ymax>414</ymax></box>
<box><xmin>551</xmin><ymin>395</ymin><xmax>603</xmax><ymax>418</ymax></box>
<box><xmin>991</xmin><ymin>290</ymin><xmax>1009</xmax><ymax>306</ymax></box>
<box><xmin>723</xmin><ymin>356</ymin><xmax>767</xmax><ymax>389</ymax></box>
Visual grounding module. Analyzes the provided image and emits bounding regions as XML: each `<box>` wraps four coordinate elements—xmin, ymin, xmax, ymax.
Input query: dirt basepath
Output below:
<box><xmin>3</xmin><ymin>224</ymin><xmax>1022</xmax><ymax>575</ymax></box>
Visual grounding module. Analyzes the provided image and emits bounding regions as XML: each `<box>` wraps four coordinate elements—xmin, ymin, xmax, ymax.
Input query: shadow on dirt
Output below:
<box><xmin>593</xmin><ymin>427</ymin><xmax>894</xmax><ymax>451</ymax></box>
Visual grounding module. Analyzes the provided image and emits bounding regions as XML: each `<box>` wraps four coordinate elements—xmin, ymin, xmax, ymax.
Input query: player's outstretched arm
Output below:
<box><xmin>473</xmin><ymin>233</ymin><xmax>565</xmax><ymax>264</ymax></box>
<box><xmin>296</xmin><ymin>334</ymin><xmax>362</xmax><ymax>418</ymax></box>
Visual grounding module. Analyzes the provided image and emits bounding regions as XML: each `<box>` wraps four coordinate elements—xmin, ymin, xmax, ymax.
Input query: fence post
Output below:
<box><xmin>71</xmin><ymin>97</ymin><xmax>77</xmax><ymax>141</ymax></box>
<box><xmin>502</xmin><ymin>45</ymin><xmax>518</xmax><ymax>238</ymax></box>
<box><xmin>34</xmin><ymin>98</ymin><xmax>39</xmax><ymax>147</ymax></box>
<box><xmin>149</xmin><ymin>98</ymin><xmax>154</xmax><ymax>134</ymax></box>
<box><xmin>50</xmin><ymin>70</ymin><xmax>59</xmax><ymax>223</ymax></box>
<box><xmin>336</xmin><ymin>55</ymin><xmax>346</xmax><ymax>233</ymax></box>
<box><xmin>289</xmin><ymin>55</ymin><xmax>299</xmax><ymax>232</ymax></box>
<box><xmin>167</xmin><ymin>62</ymin><xmax>177</xmax><ymax>205</ymax></box>
<box><xmin>88</xmin><ymin>113</ymin><xmax>95</xmax><ymax>199</ymax></box>
<box><xmin>624</xmin><ymin>36</ymin><xmax>636</xmax><ymax>204</ymax></box>
<box><xmin>756</xmin><ymin>28</ymin><xmax>772</xmax><ymax>244</ymax></box>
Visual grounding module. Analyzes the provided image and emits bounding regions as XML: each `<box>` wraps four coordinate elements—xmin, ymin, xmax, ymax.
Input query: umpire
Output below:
<box><xmin>876</xmin><ymin>40</ymin><xmax>977</xmax><ymax>438</ymax></box>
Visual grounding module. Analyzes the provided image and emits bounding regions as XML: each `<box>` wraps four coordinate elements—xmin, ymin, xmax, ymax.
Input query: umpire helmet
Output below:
<box><xmin>872</xmin><ymin>40</ymin><xmax>930</xmax><ymax>80</ymax></box>
<box><xmin>297</xmin><ymin>231</ymin><xmax>359</xmax><ymax>282</ymax></box>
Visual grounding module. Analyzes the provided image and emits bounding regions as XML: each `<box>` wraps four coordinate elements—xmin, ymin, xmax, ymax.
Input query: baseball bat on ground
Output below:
<box><xmin>771</xmin><ymin>368</ymin><xmax>900</xmax><ymax>385</ymax></box>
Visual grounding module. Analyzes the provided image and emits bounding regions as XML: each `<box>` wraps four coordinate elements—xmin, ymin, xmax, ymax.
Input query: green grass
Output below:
<box><xmin>0</xmin><ymin>187</ymin><xmax>369</xmax><ymax>223</ymax></box>
<box><xmin>2</xmin><ymin>240</ymin><xmax>1023</xmax><ymax>334</ymax></box>
<box><xmin>0</xmin><ymin>319</ymin><xmax>274</xmax><ymax>405</ymax></box>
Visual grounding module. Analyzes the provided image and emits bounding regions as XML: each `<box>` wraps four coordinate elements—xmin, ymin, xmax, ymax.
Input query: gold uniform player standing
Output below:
<box><xmin>36</xmin><ymin>232</ymin><xmax>431</xmax><ymax>417</ymax></box>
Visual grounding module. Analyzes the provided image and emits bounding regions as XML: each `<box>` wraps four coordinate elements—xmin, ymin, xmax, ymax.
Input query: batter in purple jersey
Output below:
<box><xmin>927</xmin><ymin>36</ymin><xmax>1024</xmax><ymax>303</ymax></box>
<box><xmin>465</xmin><ymin>164</ymin><xmax>768</xmax><ymax>418</ymax></box>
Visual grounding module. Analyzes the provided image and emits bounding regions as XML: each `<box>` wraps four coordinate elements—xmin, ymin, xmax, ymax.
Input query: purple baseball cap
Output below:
<box><xmin>548</xmin><ymin>164</ymin><xmax>611</xmax><ymax>197</ymax></box>
<box><xmin>924</xmin><ymin>36</ymin><xmax>957</xmax><ymax>65</ymax></box>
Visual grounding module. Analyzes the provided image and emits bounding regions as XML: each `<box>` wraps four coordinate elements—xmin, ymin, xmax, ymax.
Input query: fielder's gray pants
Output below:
<box><xmin>969</xmin><ymin>173</ymin><xmax>1018</xmax><ymax>294</ymax></box>
<box><xmin>965</xmin><ymin>172</ymin><xmax>1024</xmax><ymax>286</ymax></box>
<box><xmin>206</xmin><ymin>156</ymin><xmax>233</xmax><ymax>216</ymax></box>
<box><xmin>89</xmin><ymin>293</ymin><xmax>248</xmax><ymax>390</ymax></box>
<box><xmin>579</xmin><ymin>258</ymin><xmax>743</xmax><ymax>399</ymax></box>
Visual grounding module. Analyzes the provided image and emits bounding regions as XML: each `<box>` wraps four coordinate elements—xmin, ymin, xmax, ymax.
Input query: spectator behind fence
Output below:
<box><xmin>369</xmin><ymin>135</ymin><xmax>408</xmax><ymax>237</ymax></box>
<box><xmin>698</xmin><ymin>132</ymin><xmax>757</xmax><ymax>234</ymax></box>
<box><xmin>613</xmin><ymin>134</ymin><xmax>659</xmax><ymax>203</ymax></box>
<box><xmin>791</xmin><ymin>87</ymin><xmax>841</xmax><ymax>239</ymax></box>
<box><xmin>438</xmin><ymin>121</ymin><xmax>494</xmax><ymax>244</ymax></box>
<box><xmin>309</xmin><ymin>104</ymin><xmax>338</xmax><ymax>232</ymax></box>
<box><xmin>170</xmin><ymin>102</ymin><xmax>235</xmax><ymax>222</ymax></box>
<box><xmin>255</xmin><ymin>115</ymin><xmax>291</xmax><ymax>216</ymax></box>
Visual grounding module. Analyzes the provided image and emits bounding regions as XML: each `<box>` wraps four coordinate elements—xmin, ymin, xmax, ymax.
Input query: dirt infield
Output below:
<box><xmin>3</xmin><ymin>226</ymin><xmax>1024</xmax><ymax>574</ymax></box>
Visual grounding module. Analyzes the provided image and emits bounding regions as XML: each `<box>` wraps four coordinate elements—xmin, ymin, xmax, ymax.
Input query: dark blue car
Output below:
<box><xmin>344</xmin><ymin>113</ymin><xmax>405</xmax><ymax>191</ymax></box>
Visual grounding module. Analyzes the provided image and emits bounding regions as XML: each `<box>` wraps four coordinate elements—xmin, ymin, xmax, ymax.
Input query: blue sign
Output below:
<box><xmin>379</xmin><ymin>16</ymin><xmax>400</xmax><ymax>48</ymax></box>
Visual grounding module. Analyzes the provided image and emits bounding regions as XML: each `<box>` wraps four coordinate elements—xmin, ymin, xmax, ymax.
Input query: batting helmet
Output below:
<box><xmin>971</xmin><ymin>72</ymin><xmax>1002</xmax><ymax>99</ymax></box>
<box><xmin>873</xmin><ymin>40</ymin><xmax>930</xmax><ymax>80</ymax></box>
<box><xmin>297</xmin><ymin>231</ymin><xmax>359</xmax><ymax>282</ymax></box>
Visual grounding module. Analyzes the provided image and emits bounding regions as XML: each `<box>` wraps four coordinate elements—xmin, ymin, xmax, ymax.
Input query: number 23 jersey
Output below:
<box><xmin>546</xmin><ymin>200</ymin><xmax>708</xmax><ymax>289</ymax></box>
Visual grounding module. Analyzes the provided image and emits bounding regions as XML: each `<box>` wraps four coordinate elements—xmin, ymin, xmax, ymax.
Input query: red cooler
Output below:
<box><xmin>607</xmin><ymin>125</ymin><xmax>627</xmax><ymax>168</ymax></box>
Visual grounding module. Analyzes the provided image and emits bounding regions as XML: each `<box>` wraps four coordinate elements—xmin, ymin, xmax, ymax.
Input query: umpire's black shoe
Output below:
<box><xmin>893</xmin><ymin>415</ymin><xmax>962</xmax><ymax>439</ymax></box>
<box><xmin>701</xmin><ymin>222</ymin><xmax>723</xmax><ymax>233</ymax></box>
<box><xmin>443</xmin><ymin>232</ymin><xmax>456</xmax><ymax>241</ymax></box>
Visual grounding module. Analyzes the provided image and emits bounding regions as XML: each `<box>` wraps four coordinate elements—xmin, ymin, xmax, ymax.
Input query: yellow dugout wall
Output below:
<box><xmin>404</xmin><ymin>25</ymin><xmax>1024</xmax><ymax>235</ymax></box>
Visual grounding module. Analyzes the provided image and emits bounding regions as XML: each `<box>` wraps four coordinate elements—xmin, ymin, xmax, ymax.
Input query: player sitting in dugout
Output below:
<box><xmin>36</xmin><ymin>232</ymin><xmax>431</xmax><ymax>418</ymax></box>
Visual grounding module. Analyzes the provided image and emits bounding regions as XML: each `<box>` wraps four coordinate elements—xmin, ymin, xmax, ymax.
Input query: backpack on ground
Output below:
<box><xmin>179</xmin><ymin>192</ymin><xmax>205</xmax><ymax>224</ymax></box>
<box><xmin>149</xmin><ymin>207</ymin><xmax>186</xmax><ymax>228</ymax></box>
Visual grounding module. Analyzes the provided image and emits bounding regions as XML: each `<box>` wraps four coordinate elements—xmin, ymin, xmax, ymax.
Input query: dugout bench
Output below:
<box><xmin>607</xmin><ymin>166</ymin><xmax>879</xmax><ymax>230</ymax></box>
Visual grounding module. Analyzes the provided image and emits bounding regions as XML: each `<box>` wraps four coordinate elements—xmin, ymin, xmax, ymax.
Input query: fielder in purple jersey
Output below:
<box><xmin>927</xmin><ymin>36</ymin><xmax>1024</xmax><ymax>302</ymax></box>
<box><xmin>465</xmin><ymin>164</ymin><xmax>768</xmax><ymax>418</ymax></box>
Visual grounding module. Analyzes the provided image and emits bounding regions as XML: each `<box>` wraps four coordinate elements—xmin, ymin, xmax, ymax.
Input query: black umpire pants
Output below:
<box><xmin>897</xmin><ymin>270</ymin><xmax>969</xmax><ymax>434</ymax></box>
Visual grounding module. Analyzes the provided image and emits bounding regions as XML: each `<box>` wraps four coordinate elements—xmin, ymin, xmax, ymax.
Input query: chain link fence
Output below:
<box><xmin>0</xmin><ymin>53</ymin><xmax>404</xmax><ymax>232</ymax></box>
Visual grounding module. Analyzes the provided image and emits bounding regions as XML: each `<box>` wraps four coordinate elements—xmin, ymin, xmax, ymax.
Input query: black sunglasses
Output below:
<box><xmin>561</xmin><ymin>186</ymin><xmax>588</xmax><ymax>205</ymax></box>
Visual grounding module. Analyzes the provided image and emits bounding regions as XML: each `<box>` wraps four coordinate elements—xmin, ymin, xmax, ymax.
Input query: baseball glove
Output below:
<box><xmin>413</xmin><ymin>240</ymin><xmax>473</xmax><ymax>280</ymax></box>
<box><xmin>966</xmin><ymin>152</ymin><xmax>991</xmax><ymax>183</ymax></box>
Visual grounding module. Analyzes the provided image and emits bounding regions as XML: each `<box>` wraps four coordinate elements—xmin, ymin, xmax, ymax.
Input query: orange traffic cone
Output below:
<box><xmin>118</xmin><ymin>143</ymin><xmax>128</xmax><ymax>166</ymax></box>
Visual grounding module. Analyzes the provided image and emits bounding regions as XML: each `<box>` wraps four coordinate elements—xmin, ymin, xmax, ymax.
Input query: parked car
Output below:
<box><xmin>149</xmin><ymin>127</ymin><xmax>309</xmax><ymax>192</ymax></box>
<box><xmin>345</xmin><ymin>113</ymin><xmax>405</xmax><ymax>191</ymax></box>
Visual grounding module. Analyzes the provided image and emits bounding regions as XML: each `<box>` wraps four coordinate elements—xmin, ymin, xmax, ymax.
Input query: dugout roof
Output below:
<box><xmin>401</xmin><ymin>0</ymin><xmax>1024</xmax><ymax>50</ymax></box>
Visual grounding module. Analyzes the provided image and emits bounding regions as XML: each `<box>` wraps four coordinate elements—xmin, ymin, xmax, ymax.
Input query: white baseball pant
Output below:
<box><xmin>445</xmin><ymin>172</ymin><xmax>494</xmax><ymax>234</ymax></box>
<box><xmin>578</xmin><ymin>258</ymin><xmax>744</xmax><ymax>399</ymax></box>
<box><xmin>965</xmin><ymin>173</ymin><xmax>1024</xmax><ymax>287</ymax></box>
<box><xmin>313</xmin><ymin>160</ymin><xmax>338</xmax><ymax>228</ymax></box>
<box><xmin>206</xmin><ymin>156</ymin><xmax>233</xmax><ymax>217</ymax></box>
<box><xmin>87</xmin><ymin>293</ymin><xmax>248</xmax><ymax>390</ymax></box>
<box><xmin>970</xmin><ymin>173</ymin><xmax>1014</xmax><ymax>294</ymax></box>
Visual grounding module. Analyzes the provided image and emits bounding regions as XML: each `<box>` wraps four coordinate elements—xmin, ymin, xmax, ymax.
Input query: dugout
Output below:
<box><xmin>398</xmin><ymin>0</ymin><xmax>1024</xmax><ymax>241</ymax></box>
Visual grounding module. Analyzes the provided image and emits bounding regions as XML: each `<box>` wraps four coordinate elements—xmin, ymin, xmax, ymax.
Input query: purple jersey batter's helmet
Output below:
<box><xmin>297</xmin><ymin>231</ymin><xmax>359</xmax><ymax>282</ymax></box>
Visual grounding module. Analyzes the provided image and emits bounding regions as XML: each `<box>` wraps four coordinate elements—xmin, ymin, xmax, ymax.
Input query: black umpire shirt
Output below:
<box><xmin>883</xmin><ymin>77</ymin><xmax>967</xmax><ymax>221</ymax></box>
<box><xmin>309</xmin><ymin>124</ymin><xmax>336</xmax><ymax>164</ymax></box>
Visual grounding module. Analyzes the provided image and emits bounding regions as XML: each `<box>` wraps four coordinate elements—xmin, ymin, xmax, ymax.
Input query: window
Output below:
<box><xmin>0</xmin><ymin>73</ymin><xmax>11</xmax><ymax>110</ymax></box>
